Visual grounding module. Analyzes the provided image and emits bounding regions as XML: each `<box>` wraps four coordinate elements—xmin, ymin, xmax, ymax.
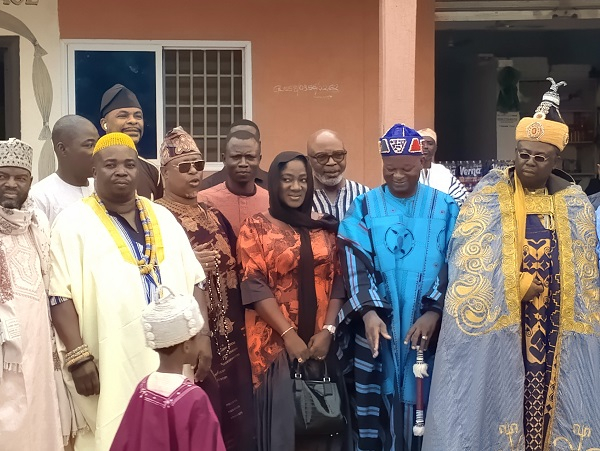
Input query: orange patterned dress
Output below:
<box><xmin>237</xmin><ymin>212</ymin><xmax>342</xmax><ymax>387</ymax></box>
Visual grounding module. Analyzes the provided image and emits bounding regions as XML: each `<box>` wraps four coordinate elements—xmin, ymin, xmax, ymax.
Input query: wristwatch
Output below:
<box><xmin>323</xmin><ymin>324</ymin><xmax>336</xmax><ymax>335</ymax></box>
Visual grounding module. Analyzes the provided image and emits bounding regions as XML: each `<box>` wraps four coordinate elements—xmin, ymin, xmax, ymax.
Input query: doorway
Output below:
<box><xmin>0</xmin><ymin>36</ymin><xmax>20</xmax><ymax>140</ymax></box>
<box><xmin>434</xmin><ymin>17</ymin><xmax>600</xmax><ymax>187</ymax></box>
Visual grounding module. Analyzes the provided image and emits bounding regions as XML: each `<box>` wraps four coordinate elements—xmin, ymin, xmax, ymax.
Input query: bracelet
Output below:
<box><xmin>65</xmin><ymin>351</ymin><xmax>89</xmax><ymax>366</ymax></box>
<box><xmin>66</xmin><ymin>351</ymin><xmax>92</xmax><ymax>369</ymax></box>
<box><xmin>280</xmin><ymin>326</ymin><xmax>295</xmax><ymax>338</ymax></box>
<box><xmin>66</xmin><ymin>344</ymin><xmax>89</xmax><ymax>361</ymax></box>
<box><xmin>67</xmin><ymin>355</ymin><xmax>94</xmax><ymax>373</ymax></box>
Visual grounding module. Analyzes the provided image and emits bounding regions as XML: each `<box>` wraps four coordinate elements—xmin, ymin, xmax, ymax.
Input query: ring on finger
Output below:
<box><xmin>421</xmin><ymin>335</ymin><xmax>428</xmax><ymax>340</ymax></box>
<box><xmin>298</xmin><ymin>358</ymin><xmax>304</xmax><ymax>363</ymax></box>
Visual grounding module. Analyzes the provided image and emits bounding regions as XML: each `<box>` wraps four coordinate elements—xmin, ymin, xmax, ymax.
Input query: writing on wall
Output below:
<box><xmin>273</xmin><ymin>83</ymin><xmax>340</xmax><ymax>99</ymax></box>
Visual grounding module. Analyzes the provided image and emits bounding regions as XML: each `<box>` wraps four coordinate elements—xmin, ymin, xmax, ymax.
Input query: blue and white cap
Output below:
<box><xmin>379</xmin><ymin>124</ymin><xmax>423</xmax><ymax>157</ymax></box>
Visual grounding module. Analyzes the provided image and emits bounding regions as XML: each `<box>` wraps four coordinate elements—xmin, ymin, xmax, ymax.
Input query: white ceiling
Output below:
<box><xmin>436</xmin><ymin>0</ymin><xmax>600</xmax><ymax>29</ymax></box>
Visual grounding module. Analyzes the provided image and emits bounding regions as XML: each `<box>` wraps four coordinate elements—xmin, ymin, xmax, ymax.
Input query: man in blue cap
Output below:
<box><xmin>337</xmin><ymin>124</ymin><xmax>459</xmax><ymax>451</ymax></box>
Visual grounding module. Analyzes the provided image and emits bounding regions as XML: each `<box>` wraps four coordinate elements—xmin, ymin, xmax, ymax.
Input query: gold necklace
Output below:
<box><xmin>92</xmin><ymin>193</ymin><xmax>157</xmax><ymax>276</ymax></box>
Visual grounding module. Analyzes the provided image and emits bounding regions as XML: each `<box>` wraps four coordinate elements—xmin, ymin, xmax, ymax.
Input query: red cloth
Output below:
<box><xmin>110</xmin><ymin>376</ymin><xmax>225</xmax><ymax>451</ymax></box>
<box><xmin>197</xmin><ymin>182</ymin><xmax>269</xmax><ymax>236</ymax></box>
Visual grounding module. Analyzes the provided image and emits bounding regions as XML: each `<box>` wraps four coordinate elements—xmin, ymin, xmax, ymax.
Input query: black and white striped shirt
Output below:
<box><xmin>420</xmin><ymin>163</ymin><xmax>468</xmax><ymax>206</ymax></box>
<box><xmin>313</xmin><ymin>179</ymin><xmax>369</xmax><ymax>221</ymax></box>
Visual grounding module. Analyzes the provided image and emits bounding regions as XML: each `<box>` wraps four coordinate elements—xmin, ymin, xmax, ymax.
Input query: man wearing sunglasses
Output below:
<box><xmin>307</xmin><ymin>129</ymin><xmax>369</xmax><ymax>220</ymax></box>
<box><xmin>425</xmin><ymin>79</ymin><xmax>600</xmax><ymax>450</ymax></box>
<box><xmin>156</xmin><ymin>127</ymin><xmax>255</xmax><ymax>451</ymax></box>
<box><xmin>198</xmin><ymin>130</ymin><xmax>269</xmax><ymax>235</ymax></box>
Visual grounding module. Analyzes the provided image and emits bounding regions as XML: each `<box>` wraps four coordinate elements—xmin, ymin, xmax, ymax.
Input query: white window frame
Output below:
<box><xmin>61</xmin><ymin>39</ymin><xmax>253</xmax><ymax>171</ymax></box>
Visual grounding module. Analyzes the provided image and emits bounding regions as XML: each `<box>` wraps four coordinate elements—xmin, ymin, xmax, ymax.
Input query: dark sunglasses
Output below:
<box><xmin>174</xmin><ymin>160</ymin><xmax>205</xmax><ymax>173</ymax></box>
<box><xmin>517</xmin><ymin>151</ymin><xmax>549</xmax><ymax>163</ymax></box>
<box><xmin>310</xmin><ymin>150</ymin><xmax>347</xmax><ymax>165</ymax></box>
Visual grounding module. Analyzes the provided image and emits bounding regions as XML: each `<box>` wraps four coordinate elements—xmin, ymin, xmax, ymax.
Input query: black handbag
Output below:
<box><xmin>293</xmin><ymin>360</ymin><xmax>346</xmax><ymax>436</ymax></box>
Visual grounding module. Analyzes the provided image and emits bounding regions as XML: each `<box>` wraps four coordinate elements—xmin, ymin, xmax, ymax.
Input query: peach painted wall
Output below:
<box><xmin>414</xmin><ymin>0</ymin><xmax>436</xmax><ymax>131</ymax></box>
<box><xmin>58</xmin><ymin>0</ymin><xmax>381</xmax><ymax>187</ymax></box>
<box><xmin>379</xmin><ymin>0</ymin><xmax>435</xmax><ymax>134</ymax></box>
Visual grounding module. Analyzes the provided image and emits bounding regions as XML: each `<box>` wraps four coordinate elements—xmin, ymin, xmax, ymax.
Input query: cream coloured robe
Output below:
<box><xmin>0</xmin><ymin>210</ymin><xmax>63</xmax><ymax>451</ymax></box>
<box><xmin>49</xmin><ymin>198</ymin><xmax>204</xmax><ymax>451</ymax></box>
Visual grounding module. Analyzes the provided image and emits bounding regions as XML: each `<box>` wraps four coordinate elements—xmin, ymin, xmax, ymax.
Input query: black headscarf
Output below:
<box><xmin>268</xmin><ymin>151</ymin><xmax>338</xmax><ymax>343</ymax></box>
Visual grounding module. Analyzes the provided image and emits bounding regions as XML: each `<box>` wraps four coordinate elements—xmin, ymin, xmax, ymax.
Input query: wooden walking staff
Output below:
<box><xmin>412</xmin><ymin>349</ymin><xmax>428</xmax><ymax>436</ymax></box>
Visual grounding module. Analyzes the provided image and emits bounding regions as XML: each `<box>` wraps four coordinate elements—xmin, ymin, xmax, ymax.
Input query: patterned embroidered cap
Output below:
<box><xmin>380</xmin><ymin>124</ymin><xmax>423</xmax><ymax>157</ymax></box>
<box><xmin>93</xmin><ymin>132</ymin><xmax>137</xmax><ymax>155</ymax></box>
<box><xmin>515</xmin><ymin>77</ymin><xmax>569</xmax><ymax>151</ymax></box>
<box><xmin>141</xmin><ymin>286</ymin><xmax>204</xmax><ymax>350</ymax></box>
<box><xmin>0</xmin><ymin>138</ymin><xmax>33</xmax><ymax>173</ymax></box>
<box><xmin>159</xmin><ymin>127</ymin><xmax>202</xmax><ymax>166</ymax></box>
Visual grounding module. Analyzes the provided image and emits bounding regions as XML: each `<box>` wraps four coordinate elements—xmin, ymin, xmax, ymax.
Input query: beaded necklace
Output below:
<box><xmin>156</xmin><ymin>198</ymin><xmax>232</xmax><ymax>356</ymax></box>
<box><xmin>92</xmin><ymin>193</ymin><xmax>158</xmax><ymax>277</ymax></box>
<box><xmin>207</xmin><ymin>256</ymin><xmax>232</xmax><ymax>358</ymax></box>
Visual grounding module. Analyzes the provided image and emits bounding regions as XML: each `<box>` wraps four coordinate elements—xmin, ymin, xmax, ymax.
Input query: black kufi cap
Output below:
<box><xmin>100</xmin><ymin>84</ymin><xmax>142</xmax><ymax>117</ymax></box>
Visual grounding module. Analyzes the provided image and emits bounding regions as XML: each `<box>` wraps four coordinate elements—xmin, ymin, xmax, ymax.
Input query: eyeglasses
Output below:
<box><xmin>310</xmin><ymin>151</ymin><xmax>347</xmax><ymax>165</ymax></box>
<box><xmin>174</xmin><ymin>160</ymin><xmax>205</xmax><ymax>173</ymax></box>
<box><xmin>517</xmin><ymin>151</ymin><xmax>550</xmax><ymax>163</ymax></box>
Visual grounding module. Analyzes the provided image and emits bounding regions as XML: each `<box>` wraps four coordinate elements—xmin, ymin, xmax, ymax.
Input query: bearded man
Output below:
<box><xmin>307</xmin><ymin>129</ymin><xmax>368</xmax><ymax>220</ymax></box>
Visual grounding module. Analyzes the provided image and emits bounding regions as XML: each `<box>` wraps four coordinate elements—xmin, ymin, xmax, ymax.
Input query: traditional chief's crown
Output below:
<box><xmin>515</xmin><ymin>77</ymin><xmax>570</xmax><ymax>151</ymax></box>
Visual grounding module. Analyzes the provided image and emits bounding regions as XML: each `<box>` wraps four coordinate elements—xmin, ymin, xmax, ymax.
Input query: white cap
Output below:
<box><xmin>0</xmin><ymin>138</ymin><xmax>33</xmax><ymax>173</ymax></box>
<box><xmin>418</xmin><ymin>128</ymin><xmax>437</xmax><ymax>144</ymax></box>
<box><xmin>141</xmin><ymin>286</ymin><xmax>204</xmax><ymax>350</ymax></box>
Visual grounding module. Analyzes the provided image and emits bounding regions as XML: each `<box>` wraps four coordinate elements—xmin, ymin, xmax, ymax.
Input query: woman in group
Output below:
<box><xmin>155</xmin><ymin>127</ymin><xmax>255</xmax><ymax>451</ymax></box>
<box><xmin>237</xmin><ymin>151</ymin><xmax>350</xmax><ymax>451</ymax></box>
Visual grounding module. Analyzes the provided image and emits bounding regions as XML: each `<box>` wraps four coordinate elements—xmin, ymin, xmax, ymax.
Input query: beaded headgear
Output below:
<box><xmin>141</xmin><ymin>286</ymin><xmax>204</xmax><ymax>350</ymax></box>
<box><xmin>159</xmin><ymin>127</ymin><xmax>202</xmax><ymax>166</ymax></box>
<box><xmin>0</xmin><ymin>138</ymin><xmax>33</xmax><ymax>173</ymax></box>
<box><xmin>93</xmin><ymin>132</ymin><xmax>137</xmax><ymax>155</ymax></box>
<box><xmin>418</xmin><ymin>128</ymin><xmax>437</xmax><ymax>144</ymax></box>
<box><xmin>515</xmin><ymin>77</ymin><xmax>570</xmax><ymax>152</ymax></box>
<box><xmin>380</xmin><ymin>124</ymin><xmax>423</xmax><ymax>157</ymax></box>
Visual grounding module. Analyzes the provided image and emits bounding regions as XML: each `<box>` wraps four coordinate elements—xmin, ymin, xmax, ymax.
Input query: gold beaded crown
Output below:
<box><xmin>93</xmin><ymin>132</ymin><xmax>137</xmax><ymax>155</ymax></box>
<box><xmin>515</xmin><ymin>77</ymin><xmax>570</xmax><ymax>152</ymax></box>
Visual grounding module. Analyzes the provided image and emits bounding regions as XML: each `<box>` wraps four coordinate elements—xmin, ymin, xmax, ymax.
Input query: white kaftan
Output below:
<box><xmin>0</xmin><ymin>229</ymin><xmax>62</xmax><ymax>451</ymax></box>
<box><xmin>49</xmin><ymin>198</ymin><xmax>204</xmax><ymax>451</ymax></box>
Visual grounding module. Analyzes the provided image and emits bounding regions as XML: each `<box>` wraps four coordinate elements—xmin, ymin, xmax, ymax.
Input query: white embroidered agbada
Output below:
<box><xmin>0</xmin><ymin>199</ymin><xmax>63</xmax><ymax>451</ymax></box>
<box><xmin>49</xmin><ymin>197</ymin><xmax>204</xmax><ymax>451</ymax></box>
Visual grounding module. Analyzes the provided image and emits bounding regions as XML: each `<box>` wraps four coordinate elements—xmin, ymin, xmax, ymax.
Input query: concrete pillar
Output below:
<box><xmin>379</xmin><ymin>0</ymin><xmax>436</xmax><ymax>132</ymax></box>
